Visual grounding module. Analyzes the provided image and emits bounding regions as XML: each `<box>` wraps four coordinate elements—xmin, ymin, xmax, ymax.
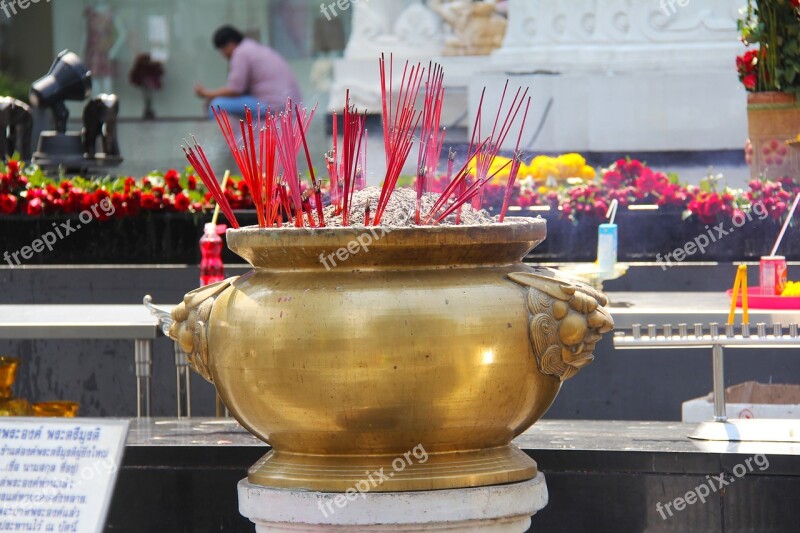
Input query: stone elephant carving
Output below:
<box><xmin>0</xmin><ymin>97</ymin><xmax>33</xmax><ymax>160</ymax></box>
<box><xmin>82</xmin><ymin>94</ymin><xmax>120</xmax><ymax>159</ymax></box>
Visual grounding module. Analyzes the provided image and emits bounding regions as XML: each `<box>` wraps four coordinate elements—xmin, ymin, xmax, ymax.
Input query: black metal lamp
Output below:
<box><xmin>30</xmin><ymin>50</ymin><xmax>93</xmax><ymax>170</ymax></box>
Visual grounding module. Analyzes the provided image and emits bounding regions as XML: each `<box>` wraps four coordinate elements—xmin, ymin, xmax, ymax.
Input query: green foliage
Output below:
<box><xmin>0</xmin><ymin>72</ymin><xmax>30</xmax><ymax>102</ymax></box>
<box><xmin>741</xmin><ymin>0</ymin><xmax>800</xmax><ymax>95</ymax></box>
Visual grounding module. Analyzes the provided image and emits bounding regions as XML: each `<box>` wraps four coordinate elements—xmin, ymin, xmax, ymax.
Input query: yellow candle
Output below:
<box><xmin>740</xmin><ymin>265</ymin><xmax>749</xmax><ymax>325</ymax></box>
<box><xmin>211</xmin><ymin>170</ymin><xmax>231</xmax><ymax>227</ymax></box>
<box><xmin>728</xmin><ymin>267</ymin><xmax>743</xmax><ymax>326</ymax></box>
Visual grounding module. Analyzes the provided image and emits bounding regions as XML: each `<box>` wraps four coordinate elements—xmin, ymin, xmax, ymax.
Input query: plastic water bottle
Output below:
<box><xmin>597</xmin><ymin>223</ymin><xmax>618</xmax><ymax>277</ymax></box>
<box><xmin>200</xmin><ymin>223</ymin><xmax>225</xmax><ymax>286</ymax></box>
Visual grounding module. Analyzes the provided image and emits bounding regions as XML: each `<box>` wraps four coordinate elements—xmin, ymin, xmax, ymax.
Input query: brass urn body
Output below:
<box><xmin>171</xmin><ymin>219</ymin><xmax>613</xmax><ymax>492</ymax></box>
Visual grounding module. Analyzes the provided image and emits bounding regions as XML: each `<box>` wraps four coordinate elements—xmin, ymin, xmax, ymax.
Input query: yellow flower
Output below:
<box><xmin>468</xmin><ymin>155</ymin><xmax>515</xmax><ymax>183</ymax></box>
<box><xmin>783</xmin><ymin>281</ymin><xmax>800</xmax><ymax>297</ymax></box>
<box><xmin>579</xmin><ymin>165</ymin><xmax>596</xmax><ymax>180</ymax></box>
<box><xmin>529</xmin><ymin>155</ymin><xmax>558</xmax><ymax>181</ymax></box>
<box><xmin>556</xmin><ymin>153</ymin><xmax>587</xmax><ymax>178</ymax></box>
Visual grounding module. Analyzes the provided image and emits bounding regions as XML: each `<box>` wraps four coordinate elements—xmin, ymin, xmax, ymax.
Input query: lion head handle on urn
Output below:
<box><xmin>168</xmin><ymin>277</ymin><xmax>238</xmax><ymax>383</ymax></box>
<box><xmin>509</xmin><ymin>270</ymin><xmax>614</xmax><ymax>381</ymax></box>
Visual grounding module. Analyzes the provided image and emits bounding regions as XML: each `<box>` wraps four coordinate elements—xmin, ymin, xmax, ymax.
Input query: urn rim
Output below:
<box><xmin>226</xmin><ymin>216</ymin><xmax>547</xmax><ymax>269</ymax></box>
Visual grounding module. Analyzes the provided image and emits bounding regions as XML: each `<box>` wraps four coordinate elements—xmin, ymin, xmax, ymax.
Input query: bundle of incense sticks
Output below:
<box><xmin>340</xmin><ymin>92</ymin><xmax>367</xmax><ymax>226</ymax></box>
<box><xmin>325</xmin><ymin>112</ymin><xmax>341</xmax><ymax>215</ymax></box>
<box><xmin>212</xmin><ymin>105</ymin><xmax>279</xmax><ymax>227</ymax></box>
<box><xmin>426</xmin><ymin>83</ymin><xmax>532</xmax><ymax>224</ymax></box>
<box><xmin>185</xmin><ymin>56</ymin><xmax>534</xmax><ymax>230</ymax></box>
<box><xmin>498</xmin><ymin>151</ymin><xmax>524</xmax><ymax>223</ymax></box>
<box><xmin>415</xmin><ymin>62</ymin><xmax>446</xmax><ymax>224</ymax></box>
<box><xmin>182</xmin><ymin>137</ymin><xmax>239</xmax><ymax>229</ymax></box>
<box><xmin>208</xmin><ymin>102</ymin><xmax>318</xmax><ymax>228</ymax></box>
<box><xmin>323</xmin><ymin>94</ymin><xmax>368</xmax><ymax>226</ymax></box>
<box><xmin>374</xmin><ymin>54</ymin><xmax>424</xmax><ymax>226</ymax></box>
<box><xmin>275</xmin><ymin>102</ymin><xmax>317</xmax><ymax>227</ymax></box>
<box><xmin>296</xmin><ymin>104</ymin><xmax>326</xmax><ymax>227</ymax></box>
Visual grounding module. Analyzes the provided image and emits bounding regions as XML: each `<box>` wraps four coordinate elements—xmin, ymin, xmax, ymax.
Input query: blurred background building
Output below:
<box><xmin>0</xmin><ymin>0</ymin><xmax>749</xmax><ymax>183</ymax></box>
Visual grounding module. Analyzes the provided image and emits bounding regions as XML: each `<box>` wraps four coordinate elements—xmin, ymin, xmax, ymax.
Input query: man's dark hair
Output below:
<box><xmin>213</xmin><ymin>26</ymin><xmax>245</xmax><ymax>49</ymax></box>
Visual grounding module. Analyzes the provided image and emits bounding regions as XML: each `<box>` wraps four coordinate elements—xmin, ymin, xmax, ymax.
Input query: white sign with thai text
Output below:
<box><xmin>0</xmin><ymin>418</ymin><xmax>129</xmax><ymax>533</ymax></box>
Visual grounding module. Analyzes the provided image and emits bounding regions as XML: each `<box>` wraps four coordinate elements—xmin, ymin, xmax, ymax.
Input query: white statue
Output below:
<box><xmin>429</xmin><ymin>0</ymin><xmax>508</xmax><ymax>56</ymax></box>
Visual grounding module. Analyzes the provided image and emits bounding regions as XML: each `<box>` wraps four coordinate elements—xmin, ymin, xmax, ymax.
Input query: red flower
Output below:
<box><xmin>593</xmin><ymin>199</ymin><xmax>608</xmax><ymax>217</ymax></box>
<box><xmin>140</xmin><ymin>193</ymin><xmax>159</xmax><ymax>210</ymax></box>
<box><xmin>0</xmin><ymin>194</ymin><xmax>17</xmax><ymax>214</ymax></box>
<box><xmin>602</xmin><ymin>170</ymin><xmax>624</xmax><ymax>188</ymax></box>
<box><xmin>110</xmin><ymin>192</ymin><xmax>127</xmax><ymax>217</ymax></box>
<box><xmin>622</xmin><ymin>159</ymin><xmax>644</xmax><ymax>179</ymax></box>
<box><xmin>736</xmin><ymin>49</ymin><xmax>764</xmax><ymax>91</ymax></box>
<box><xmin>689</xmin><ymin>192</ymin><xmax>735</xmax><ymax>224</ymax></box>
<box><xmin>164</xmin><ymin>169</ymin><xmax>181</xmax><ymax>193</ymax></box>
<box><xmin>91</xmin><ymin>190</ymin><xmax>112</xmax><ymax>220</ymax></box>
<box><xmin>26</xmin><ymin>197</ymin><xmax>43</xmax><ymax>216</ymax></box>
<box><xmin>173</xmin><ymin>192</ymin><xmax>191</xmax><ymax>212</ymax></box>
<box><xmin>634</xmin><ymin>168</ymin><xmax>660</xmax><ymax>195</ymax></box>
<box><xmin>92</xmin><ymin>189</ymin><xmax>109</xmax><ymax>204</ymax></box>
<box><xmin>187</xmin><ymin>175</ymin><xmax>197</xmax><ymax>191</ymax></box>
<box><xmin>80</xmin><ymin>192</ymin><xmax>93</xmax><ymax>211</ymax></box>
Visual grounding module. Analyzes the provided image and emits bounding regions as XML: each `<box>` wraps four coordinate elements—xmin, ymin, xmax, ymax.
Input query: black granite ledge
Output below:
<box><xmin>109</xmin><ymin>419</ymin><xmax>800</xmax><ymax>533</ymax></box>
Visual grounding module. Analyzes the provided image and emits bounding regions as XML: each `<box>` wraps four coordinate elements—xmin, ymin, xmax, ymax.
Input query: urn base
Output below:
<box><xmin>238</xmin><ymin>473</ymin><xmax>548</xmax><ymax>532</ymax></box>
<box><xmin>247</xmin><ymin>444</ymin><xmax>537</xmax><ymax>492</ymax></box>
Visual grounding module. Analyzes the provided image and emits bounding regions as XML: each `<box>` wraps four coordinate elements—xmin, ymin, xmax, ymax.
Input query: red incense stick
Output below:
<box><xmin>182</xmin><ymin>139</ymin><xmax>239</xmax><ymax>228</ymax></box>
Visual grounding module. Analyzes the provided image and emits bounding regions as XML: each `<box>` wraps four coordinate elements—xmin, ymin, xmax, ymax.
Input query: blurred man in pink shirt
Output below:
<box><xmin>194</xmin><ymin>25</ymin><xmax>302</xmax><ymax>119</ymax></box>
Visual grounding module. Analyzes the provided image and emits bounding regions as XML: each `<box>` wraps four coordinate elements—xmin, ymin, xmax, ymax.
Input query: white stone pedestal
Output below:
<box><xmin>483</xmin><ymin>0</ymin><xmax>747</xmax><ymax>152</ymax></box>
<box><xmin>238</xmin><ymin>474</ymin><xmax>548</xmax><ymax>532</ymax></box>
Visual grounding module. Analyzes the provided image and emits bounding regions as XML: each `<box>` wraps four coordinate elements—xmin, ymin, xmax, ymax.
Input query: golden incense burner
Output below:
<box><xmin>170</xmin><ymin>219</ymin><xmax>613</xmax><ymax>491</ymax></box>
